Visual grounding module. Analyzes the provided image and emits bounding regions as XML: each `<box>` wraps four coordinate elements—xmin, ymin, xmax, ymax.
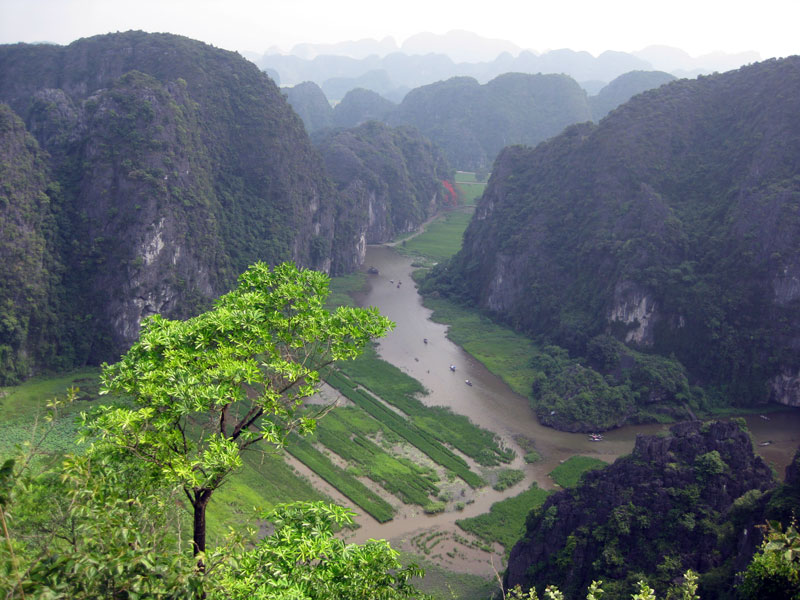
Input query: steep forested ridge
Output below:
<box><xmin>504</xmin><ymin>421</ymin><xmax>785</xmax><ymax>599</ymax></box>
<box><xmin>387</xmin><ymin>72</ymin><xmax>592</xmax><ymax>170</ymax></box>
<box><xmin>589</xmin><ymin>70</ymin><xmax>676</xmax><ymax>120</ymax></box>
<box><xmin>282</xmin><ymin>81</ymin><xmax>333</xmax><ymax>133</ymax></box>
<box><xmin>0</xmin><ymin>105</ymin><xmax>62</xmax><ymax>382</ymax></box>
<box><xmin>429</xmin><ymin>57</ymin><xmax>800</xmax><ymax>415</ymax></box>
<box><xmin>0</xmin><ymin>31</ymin><xmax>344</xmax><ymax>374</ymax></box>
<box><xmin>315</xmin><ymin>121</ymin><xmax>452</xmax><ymax>271</ymax></box>
<box><xmin>331</xmin><ymin>88</ymin><xmax>397</xmax><ymax>129</ymax></box>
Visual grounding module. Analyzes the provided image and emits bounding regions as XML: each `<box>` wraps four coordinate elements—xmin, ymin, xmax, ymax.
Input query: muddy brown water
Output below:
<box><xmin>339</xmin><ymin>245</ymin><xmax>800</xmax><ymax>550</ymax></box>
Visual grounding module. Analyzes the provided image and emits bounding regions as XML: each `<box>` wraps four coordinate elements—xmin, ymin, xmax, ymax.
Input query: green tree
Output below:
<box><xmin>86</xmin><ymin>262</ymin><xmax>393</xmax><ymax>566</ymax></box>
<box><xmin>211</xmin><ymin>501</ymin><xmax>429</xmax><ymax>600</ymax></box>
<box><xmin>739</xmin><ymin>520</ymin><xmax>800</xmax><ymax>599</ymax></box>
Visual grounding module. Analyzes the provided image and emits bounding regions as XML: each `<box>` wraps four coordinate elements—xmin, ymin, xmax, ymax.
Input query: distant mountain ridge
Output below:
<box><xmin>284</xmin><ymin>71</ymin><xmax>676</xmax><ymax>171</ymax></box>
<box><xmin>258</xmin><ymin>31</ymin><xmax>761</xmax><ymax>100</ymax></box>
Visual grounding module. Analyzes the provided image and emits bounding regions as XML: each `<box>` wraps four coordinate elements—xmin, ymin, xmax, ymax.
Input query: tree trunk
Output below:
<box><xmin>192</xmin><ymin>489</ymin><xmax>213</xmax><ymax>568</ymax></box>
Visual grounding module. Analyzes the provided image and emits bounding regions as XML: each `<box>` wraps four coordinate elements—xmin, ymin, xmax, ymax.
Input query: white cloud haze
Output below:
<box><xmin>1</xmin><ymin>0</ymin><xmax>797</xmax><ymax>59</ymax></box>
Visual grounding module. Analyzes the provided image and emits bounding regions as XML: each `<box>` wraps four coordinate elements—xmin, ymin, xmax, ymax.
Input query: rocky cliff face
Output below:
<box><xmin>0</xmin><ymin>31</ymin><xmax>355</xmax><ymax>368</ymax></box>
<box><xmin>505</xmin><ymin>421</ymin><xmax>778</xmax><ymax>598</ymax></box>
<box><xmin>315</xmin><ymin>121</ymin><xmax>453</xmax><ymax>264</ymax></box>
<box><xmin>435</xmin><ymin>57</ymin><xmax>800</xmax><ymax>408</ymax></box>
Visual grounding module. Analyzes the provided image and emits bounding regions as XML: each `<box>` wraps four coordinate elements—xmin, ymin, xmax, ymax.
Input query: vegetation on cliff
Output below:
<box><xmin>387</xmin><ymin>73</ymin><xmax>592</xmax><ymax>170</ymax></box>
<box><xmin>0</xmin><ymin>105</ymin><xmax>62</xmax><ymax>384</ymax></box>
<box><xmin>0</xmin><ymin>31</ymin><xmax>343</xmax><ymax>371</ymax></box>
<box><xmin>425</xmin><ymin>57</ymin><xmax>800</xmax><ymax>426</ymax></box>
<box><xmin>504</xmin><ymin>421</ymin><xmax>781</xmax><ymax>599</ymax></box>
<box><xmin>315</xmin><ymin>121</ymin><xmax>453</xmax><ymax>254</ymax></box>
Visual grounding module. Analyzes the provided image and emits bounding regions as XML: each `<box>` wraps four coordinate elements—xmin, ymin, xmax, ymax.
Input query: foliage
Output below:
<box><xmin>0</xmin><ymin>105</ymin><xmax>63</xmax><ymax>384</ymax></box>
<box><xmin>210</xmin><ymin>501</ymin><xmax>429</xmax><ymax>600</ymax></box>
<box><xmin>549</xmin><ymin>455</ymin><xmax>608</xmax><ymax>488</ymax></box>
<box><xmin>425</xmin><ymin>57</ymin><xmax>800</xmax><ymax>414</ymax></box>
<box><xmin>457</xmin><ymin>483</ymin><xmax>550</xmax><ymax>552</ymax></box>
<box><xmin>87</xmin><ymin>262</ymin><xmax>392</xmax><ymax>557</ymax></box>
<box><xmin>739</xmin><ymin>520</ymin><xmax>800</xmax><ymax>599</ymax></box>
<box><xmin>506</xmin><ymin>571</ymin><xmax>698</xmax><ymax>600</ymax></box>
<box><xmin>494</xmin><ymin>469</ymin><xmax>525</xmax><ymax>491</ymax></box>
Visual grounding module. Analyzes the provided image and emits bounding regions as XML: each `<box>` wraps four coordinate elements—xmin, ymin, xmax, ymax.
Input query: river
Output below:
<box><xmin>335</xmin><ymin>244</ymin><xmax>800</xmax><ymax>572</ymax></box>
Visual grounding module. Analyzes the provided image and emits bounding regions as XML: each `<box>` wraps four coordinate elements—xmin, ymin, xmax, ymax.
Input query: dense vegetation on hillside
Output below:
<box><xmin>0</xmin><ymin>106</ymin><xmax>62</xmax><ymax>383</ymax></box>
<box><xmin>283</xmin><ymin>80</ymin><xmax>333</xmax><ymax>132</ymax></box>
<box><xmin>424</xmin><ymin>57</ymin><xmax>800</xmax><ymax>425</ymax></box>
<box><xmin>0</xmin><ymin>31</ymin><xmax>348</xmax><ymax>375</ymax></box>
<box><xmin>332</xmin><ymin>87</ymin><xmax>397</xmax><ymax>129</ymax></box>
<box><xmin>589</xmin><ymin>70</ymin><xmax>676</xmax><ymax>119</ymax></box>
<box><xmin>387</xmin><ymin>73</ymin><xmax>592</xmax><ymax>170</ymax></box>
<box><xmin>504</xmin><ymin>421</ymin><xmax>795</xmax><ymax>599</ymax></box>
<box><xmin>315</xmin><ymin>121</ymin><xmax>453</xmax><ymax>267</ymax></box>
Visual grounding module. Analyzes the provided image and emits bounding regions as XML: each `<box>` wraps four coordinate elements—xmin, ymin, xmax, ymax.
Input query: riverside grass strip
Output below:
<box><xmin>339</xmin><ymin>346</ymin><xmax>514</xmax><ymax>466</ymax></box>
<box><xmin>327</xmin><ymin>371</ymin><xmax>485</xmax><ymax>488</ymax></box>
<box><xmin>285</xmin><ymin>433</ymin><xmax>395</xmax><ymax>523</ymax></box>
<box><xmin>456</xmin><ymin>483</ymin><xmax>551</xmax><ymax>552</ymax></box>
<box><xmin>549</xmin><ymin>455</ymin><xmax>608</xmax><ymax>488</ymax></box>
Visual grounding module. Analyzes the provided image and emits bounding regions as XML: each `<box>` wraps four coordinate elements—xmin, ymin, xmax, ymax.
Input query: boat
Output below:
<box><xmin>760</xmin><ymin>415</ymin><xmax>770</xmax><ymax>420</ymax></box>
<box><xmin>759</xmin><ymin>441</ymin><xmax>773</xmax><ymax>446</ymax></box>
<box><xmin>589</xmin><ymin>433</ymin><xmax>603</xmax><ymax>442</ymax></box>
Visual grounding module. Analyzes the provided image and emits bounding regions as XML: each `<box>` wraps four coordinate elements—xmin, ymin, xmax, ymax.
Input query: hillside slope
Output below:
<box><xmin>388</xmin><ymin>72</ymin><xmax>592</xmax><ymax>170</ymax></box>
<box><xmin>315</xmin><ymin>121</ymin><xmax>453</xmax><ymax>271</ymax></box>
<box><xmin>0</xmin><ymin>32</ymin><xmax>345</xmax><ymax>370</ymax></box>
<box><xmin>427</xmin><ymin>57</ymin><xmax>800</xmax><ymax>416</ymax></box>
<box><xmin>504</xmin><ymin>421</ymin><xmax>780</xmax><ymax>599</ymax></box>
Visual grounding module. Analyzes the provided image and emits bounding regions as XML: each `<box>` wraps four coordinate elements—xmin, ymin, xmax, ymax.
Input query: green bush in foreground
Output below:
<box><xmin>507</xmin><ymin>571</ymin><xmax>698</xmax><ymax>599</ymax></box>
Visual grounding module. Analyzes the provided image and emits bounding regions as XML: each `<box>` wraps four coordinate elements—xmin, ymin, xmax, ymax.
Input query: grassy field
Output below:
<box><xmin>548</xmin><ymin>455</ymin><xmax>608</xmax><ymax>488</ymax></box>
<box><xmin>454</xmin><ymin>171</ymin><xmax>487</xmax><ymax>206</ymax></box>
<box><xmin>326</xmin><ymin>370</ymin><xmax>485</xmax><ymax>488</ymax></box>
<box><xmin>326</xmin><ymin>271</ymin><xmax>367</xmax><ymax>308</ymax></box>
<box><xmin>456</xmin><ymin>483</ymin><xmax>551</xmax><ymax>553</ymax></box>
<box><xmin>285</xmin><ymin>431</ymin><xmax>396</xmax><ymax>523</ymax></box>
<box><xmin>0</xmin><ymin>368</ymin><xmax>101</xmax><ymax>455</ymax></box>
<box><xmin>396</xmin><ymin>209</ymin><xmax>474</xmax><ymax>262</ymax></box>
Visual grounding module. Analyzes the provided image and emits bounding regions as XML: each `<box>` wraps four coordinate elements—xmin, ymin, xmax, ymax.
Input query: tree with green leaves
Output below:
<box><xmin>211</xmin><ymin>501</ymin><xmax>429</xmax><ymax>600</ymax></box>
<box><xmin>739</xmin><ymin>520</ymin><xmax>800</xmax><ymax>599</ymax></box>
<box><xmin>85</xmin><ymin>261</ymin><xmax>393</xmax><ymax>567</ymax></box>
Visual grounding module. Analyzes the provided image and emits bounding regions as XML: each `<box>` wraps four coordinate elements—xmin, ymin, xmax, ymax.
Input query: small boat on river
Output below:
<box><xmin>589</xmin><ymin>433</ymin><xmax>603</xmax><ymax>442</ymax></box>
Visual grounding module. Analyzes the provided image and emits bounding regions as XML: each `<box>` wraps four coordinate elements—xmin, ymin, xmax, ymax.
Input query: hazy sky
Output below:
<box><xmin>1</xmin><ymin>0</ymin><xmax>797</xmax><ymax>59</ymax></box>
